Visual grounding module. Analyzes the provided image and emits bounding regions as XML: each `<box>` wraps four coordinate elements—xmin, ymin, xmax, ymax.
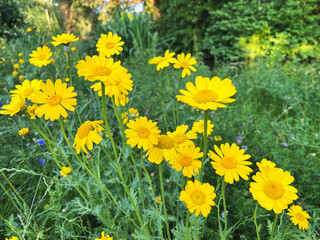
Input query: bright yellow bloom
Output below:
<box><xmin>13</xmin><ymin>63</ymin><xmax>20</xmax><ymax>69</ymax></box>
<box><xmin>27</xmin><ymin>104</ymin><xmax>39</xmax><ymax>119</ymax></box>
<box><xmin>96</xmin><ymin>32</ymin><xmax>124</xmax><ymax>58</ymax></box>
<box><xmin>60</xmin><ymin>166</ymin><xmax>72</xmax><ymax>177</ymax></box>
<box><xmin>51</xmin><ymin>33</ymin><xmax>79</xmax><ymax>46</ymax></box>
<box><xmin>177</xmin><ymin>76</ymin><xmax>237</xmax><ymax>110</ymax></box>
<box><xmin>149</xmin><ymin>50</ymin><xmax>176</xmax><ymax>71</ymax></box>
<box><xmin>26</xmin><ymin>27</ymin><xmax>32</xmax><ymax>32</ymax></box>
<box><xmin>73</xmin><ymin>120</ymin><xmax>104</xmax><ymax>154</ymax></box>
<box><xmin>214</xmin><ymin>135</ymin><xmax>222</xmax><ymax>141</ymax></box>
<box><xmin>173</xmin><ymin>53</ymin><xmax>197</xmax><ymax>78</ymax></box>
<box><xmin>18</xmin><ymin>128</ymin><xmax>29</xmax><ymax>136</ymax></box>
<box><xmin>18</xmin><ymin>53</ymin><xmax>23</xmax><ymax>57</ymax></box>
<box><xmin>2</xmin><ymin>46</ymin><xmax>6</xmax><ymax>49</ymax></box>
<box><xmin>180</xmin><ymin>180</ymin><xmax>216</xmax><ymax>217</ymax></box>
<box><xmin>112</xmin><ymin>93</ymin><xmax>129</xmax><ymax>107</ymax></box>
<box><xmin>64</xmin><ymin>77</ymin><xmax>70</xmax><ymax>82</ymax></box>
<box><xmin>71</xmin><ymin>47</ymin><xmax>76</xmax><ymax>51</ymax></box>
<box><xmin>10</xmin><ymin>79</ymin><xmax>43</xmax><ymax>100</ymax></box>
<box><xmin>2</xmin><ymin>58</ymin><xmax>5</xmax><ymax>62</ymax></box>
<box><xmin>287</xmin><ymin>205</ymin><xmax>310</xmax><ymax>230</ymax></box>
<box><xmin>128</xmin><ymin>108</ymin><xmax>139</xmax><ymax>119</ymax></box>
<box><xmin>170</xmin><ymin>143</ymin><xmax>202</xmax><ymax>177</ymax></box>
<box><xmin>167</xmin><ymin>124</ymin><xmax>197</xmax><ymax>147</ymax></box>
<box><xmin>29</xmin><ymin>46</ymin><xmax>53</xmax><ymax>67</ymax></box>
<box><xmin>5</xmin><ymin>236</ymin><xmax>18</xmax><ymax>240</ymax></box>
<box><xmin>257</xmin><ymin>158</ymin><xmax>276</xmax><ymax>172</ymax></box>
<box><xmin>122</xmin><ymin>112</ymin><xmax>128</xmax><ymax>124</ymax></box>
<box><xmin>155</xmin><ymin>197</ymin><xmax>162</xmax><ymax>204</ymax></box>
<box><xmin>0</xmin><ymin>95</ymin><xmax>25</xmax><ymax>116</ymax></box>
<box><xmin>250</xmin><ymin>167</ymin><xmax>298</xmax><ymax>213</ymax></box>
<box><xmin>125</xmin><ymin>116</ymin><xmax>161</xmax><ymax>150</ymax></box>
<box><xmin>209</xmin><ymin>143</ymin><xmax>252</xmax><ymax>184</ymax></box>
<box><xmin>95</xmin><ymin>231</ymin><xmax>113</xmax><ymax>240</ymax></box>
<box><xmin>192</xmin><ymin>119</ymin><xmax>214</xmax><ymax>136</ymax></box>
<box><xmin>12</xmin><ymin>71</ymin><xmax>18</xmax><ymax>76</ymax></box>
<box><xmin>19</xmin><ymin>75</ymin><xmax>24</xmax><ymax>80</ymax></box>
<box><xmin>19</xmin><ymin>59</ymin><xmax>25</xmax><ymax>64</ymax></box>
<box><xmin>30</xmin><ymin>79</ymin><xmax>77</xmax><ymax>121</ymax></box>
<box><xmin>146</xmin><ymin>134</ymin><xmax>178</xmax><ymax>164</ymax></box>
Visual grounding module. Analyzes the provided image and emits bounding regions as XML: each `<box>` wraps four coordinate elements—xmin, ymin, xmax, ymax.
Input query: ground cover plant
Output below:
<box><xmin>0</xmin><ymin>3</ymin><xmax>320</xmax><ymax>240</ymax></box>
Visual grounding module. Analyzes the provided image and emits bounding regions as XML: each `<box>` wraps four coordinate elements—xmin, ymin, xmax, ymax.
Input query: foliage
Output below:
<box><xmin>0</xmin><ymin>0</ymin><xmax>24</xmax><ymax>39</ymax></box>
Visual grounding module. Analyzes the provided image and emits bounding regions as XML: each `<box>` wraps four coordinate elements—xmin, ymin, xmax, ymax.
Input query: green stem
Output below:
<box><xmin>199</xmin><ymin>110</ymin><xmax>209</xmax><ymax>181</ymax></box>
<box><xmin>186</xmin><ymin>211</ymin><xmax>190</xmax><ymax>240</ymax></box>
<box><xmin>254</xmin><ymin>202</ymin><xmax>261</xmax><ymax>240</ymax></box>
<box><xmin>141</xmin><ymin>150</ymin><xmax>156</xmax><ymax>203</ymax></box>
<box><xmin>159</xmin><ymin>163</ymin><xmax>171</xmax><ymax>240</ymax></box>
<box><xmin>269</xmin><ymin>214</ymin><xmax>278</xmax><ymax>240</ymax></box>
<box><xmin>217</xmin><ymin>177</ymin><xmax>225</xmax><ymax>240</ymax></box>
<box><xmin>222</xmin><ymin>180</ymin><xmax>228</xmax><ymax>234</ymax></box>
<box><xmin>199</xmin><ymin>217</ymin><xmax>207</xmax><ymax>240</ymax></box>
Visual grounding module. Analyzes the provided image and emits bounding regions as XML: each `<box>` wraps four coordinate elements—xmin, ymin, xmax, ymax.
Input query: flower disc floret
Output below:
<box><xmin>179</xmin><ymin>180</ymin><xmax>216</xmax><ymax>217</ymax></box>
<box><xmin>30</xmin><ymin>79</ymin><xmax>77</xmax><ymax>121</ymax></box>
<box><xmin>287</xmin><ymin>205</ymin><xmax>310</xmax><ymax>230</ymax></box>
<box><xmin>249</xmin><ymin>167</ymin><xmax>298</xmax><ymax>213</ymax></box>
<box><xmin>177</xmin><ymin>76</ymin><xmax>237</xmax><ymax>110</ymax></box>
<box><xmin>208</xmin><ymin>143</ymin><xmax>252</xmax><ymax>184</ymax></box>
<box><xmin>29</xmin><ymin>46</ymin><xmax>53</xmax><ymax>67</ymax></box>
<box><xmin>51</xmin><ymin>33</ymin><xmax>79</xmax><ymax>46</ymax></box>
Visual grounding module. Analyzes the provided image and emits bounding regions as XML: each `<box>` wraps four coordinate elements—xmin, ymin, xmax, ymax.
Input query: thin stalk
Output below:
<box><xmin>269</xmin><ymin>214</ymin><xmax>278</xmax><ymax>240</ymax></box>
<box><xmin>199</xmin><ymin>110</ymin><xmax>209</xmax><ymax>181</ymax></box>
<box><xmin>222</xmin><ymin>180</ymin><xmax>228</xmax><ymax>234</ymax></box>
<box><xmin>254</xmin><ymin>202</ymin><xmax>261</xmax><ymax>240</ymax></box>
<box><xmin>186</xmin><ymin>211</ymin><xmax>190</xmax><ymax>240</ymax></box>
<box><xmin>159</xmin><ymin>163</ymin><xmax>171</xmax><ymax>240</ymax></box>
<box><xmin>199</xmin><ymin>217</ymin><xmax>207</xmax><ymax>240</ymax></box>
<box><xmin>217</xmin><ymin>177</ymin><xmax>225</xmax><ymax>240</ymax></box>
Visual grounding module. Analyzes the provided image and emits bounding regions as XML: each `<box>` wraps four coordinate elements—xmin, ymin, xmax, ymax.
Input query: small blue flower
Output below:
<box><xmin>241</xmin><ymin>145</ymin><xmax>248</xmax><ymax>151</ymax></box>
<box><xmin>0</xmin><ymin>101</ymin><xmax>3</xmax><ymax>107</ymax></box>
<box><xmin>37</xmin><ymin>138</ymin><xmax>45</xmax><ymax>146</ymax></box>
<box><xmin>281</xmin><ymin>142</ymin><xmax>288</xmax><ymax>147</ymax></box>
<box><xmin>248</xmin><ymin>117</ymin><xmax>253</xmax><ymax>123</ymax></box>
<box><xmin>39</xmin><ymin>158</ymin><xmax>45</xmax><ymax>165</ymax></box>
<box><xmin>236</xmin><ymin>136</ymin><xmax>243</xmax><ymax>143</ymax></box>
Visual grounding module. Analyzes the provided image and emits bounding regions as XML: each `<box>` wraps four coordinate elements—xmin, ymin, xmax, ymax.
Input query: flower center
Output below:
<box><xmin>77</xmin><ymin>122</ymin><xmax>92</xmax><ymax>139</ymax></box>
<box><xmin>220</xmin><ymin>156</ymin><xmax>237</xmax><ymax>169</ymax></box>
<box><xmin>173</xmin><ymin>133</ymin><xmax>187</xmax><ymax>144</ymax></box>
<box><xmin>130</xmin><ymin>113</ymin><xmax>137</xmax><ymax>118</ymax></box>
<box><xmin>264</xmin><ymin>181</ymin><xmax>285</xmax><ymax>200</ymax></box>
<box><xmin>24</xmin><ymin>87</ymin><xmax>33</xmax><ymax>96</ymax></box>
<box><xmin>179</xmin><ymin>155</ymin><xmax>192</xmax><ymax>167</ymax></box>
<box><xmin>38</xmin><ymin>54</ymin><xmax>47</xmax><ymax>60</ymax></box>
<box><xmin>180</xmin><ymin>62</ymin><xmax>189</xmax><ymax>69</ymax></box>
<box><xmin>48</xmin><ymin>95</ymin><xmax>62</xmax><ymax>106</ymax></box>
<box><xmin>137</xmin><ymin>127</ymin><xmax>150</xmax><ymax>138</ymax></box>
<box><xmin>194</xmin><ymin>90</ymin><xmax>218</xmax><ymax>104</ymax></box>
<box><xmin>61</xmin><ymin>38</ymin><xmax>70</xmax><ymax>43</ymax></box>
<box><xmin>105</xmin><ymin>41</ymin><xmax>115</xmax><ymax>49</ymax></box>
<box><xmin>191</xmin><ymin>191</ymin><xmax>205</xmax><ymax>205</ymax></box>
<box><xmin>94</xmin><ymin>66</ymin><xmax>112</xmax><ymax>76</ymax></box>
<box><xmin>156</xmin><ymin>135</ymin><xmax>175</xmax><ymax>149</ymax></box>
<box><xmin>295</xmin><ymin>213</ymin><xmax>305</xmax><ymax>221</ymax></box>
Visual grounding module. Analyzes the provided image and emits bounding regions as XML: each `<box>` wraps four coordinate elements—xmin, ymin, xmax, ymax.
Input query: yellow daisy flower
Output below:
<box><xmin>179</xmin><ymin>180</ymin><xmax>216</xmax><ymax>217</ymax></box>
<box><xmin>30</xmin><ymin>79</ymin><xmax>77</xmax><ymax>121</ymax></box>
<box><xmin>12</xmin><ymin>71</ymin><xmax>18</xmax><ymax>76</ymax></box>
<box><xmin>208</xmin><ymin>143</ymin><xmax>253</xmax><ymax>184</ymax></box>
<box><xmin>51</xmin><ymin>33</ymin><xmax>79</xmax><ymax>46</ymax></box>
<box><xmin>5</xmin><ymin>236</ymin><xmax>18</xmax><ymax>240</ymax></box>
<box><xmin>170</xmin><ymin>143</ymin><xmax>203</xmax><ymax>177</ymax></box>
<box><xmin>71</xmin><ymin>47</ymin><xmax>76</xmax><ymax>51</ymax></box>
<box><xmin>29</xmin><ymin>46</ymin><xmax>53</xmax><ymax>67</ymax></box>
<box><xmin>128</xmin><ymin>107</ymin><xmax>139</xmax><ymax>119</ymax></box>
<box><xmin>96</xmin><ymin>32</ymin><xmax>124</xmax><ymax>58</ymax></box>
<box><xmin>19</xmin><ymin>59</ymin><xmax>25</xmax><ymax>64</ymax></box>
<box><xmin>18</xmin><ymin>128</ymin><xmax>29</xmax><ymax>136</ymax></box>
<box><xmin>73</xmin><ymin>120</ymin><xmax>104</xmax><ymax>154</ymax></box>
<box><xmin>112</xmin><ymin>93</ymin><xmax>129</xmax><ymax>107</ymax></box>
<box><xmin>148</xmin><ymin>50</ymin><xmax>176</xmax><ymax>71</ymax></box>
<box><xmin>2</xmin><ymin>46</ymin><xmax>6</xmax><ymax>49</ymax></box>
<box><xmin>13</xmin><ymin>63</ymin><xmax>20</xmax><ymax>69</ymax></box>
<box><xmin>122</xmin><ymin>112</ymin><xmax>128</xmax><ymax>124</ymax></box>
<box><xmin>26</xmin><ymin>27</ymin><xmax>32</xmax><ymax>32</ymax></box>
<box><xmin>0</xmin><ymin>95</ymin><xmax>25</xmax><ymax>116</ymax></box>
<box><xmin>155</xmin><ymin>197</ymin><xmax>162</xmax><ymax>204</ymax></box>
<box><xmin>249</xmin><ymin>167</ymin><xmax>298</xmax><ymax>213</ymax></box>
<box><xmin>10</xmin><ymin>79</ymin><xmax>42</xmax><ymax>100</ymax></box>
<box><xmin>60</xmin><ymin>166</ymin><xmax>72</xmax><ymax>177</ymax></box>
<box><xmin>192</xmin><ymin>119</ymin><xmax>214</xmax><ymax>136</ymax></box>
<box><xmin>27</xmin><ymin>104</ymin><xmax>39</xmax><ymax>119</ymax></box>
<box><xmin>214</xmin><ymin>135</ymin><xmax>222</xmax><ymax>141</ymax></box>
<box><xmin>95</xmin><ymin>231</ymin><xmax>113</xmax><ymax>240</ymax></box>
<box><xmin>177</xmin><ymin>76</ymin><xmax>237</xmax><ymax>110</ymax></box>
<box><xmin>18</xmin><ymin>53</ymin><xmax>23</xmax><ymax>57</ymax></box>
<box><xmin>257</xmin><ymin>158</ymin><xmax>276</xmax><ymax>172</ymax></box>
<box><xmin>173</xmin><ymin>53</ymin><xmax>197</xmax><ymax>78</ymax></box>
<box><xmin>146</xmin><ymin>134</ymin><xmax>178</xmax><ymax>164</ymax></box>
<box><xmin>167</xmin><ymin>124</ymin><xmax>197</xmax><ymax>147</ymax></box>
<box><xmin>125</xmin><ymin>116</ymin><xmax>161</xmax><ymax>150</ymax></box>
<box><xmin>19</xmin><ymin>75</ymin><xmax>24</xmax><ymax>80</ymax></box>
<box><xmin>287</xmin><ymin>205</ymin><xmax>310</xmax><ymax>230</ymax></box>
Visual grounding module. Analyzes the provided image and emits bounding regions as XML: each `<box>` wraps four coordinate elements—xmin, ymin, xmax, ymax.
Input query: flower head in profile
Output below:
<box><xmin>173</xmin><ymin>53</ymin><xmax>197</xmax><ymax>78</ymax></box>
<box><xmin>208</xmin><ymin>143</ymin><xmax>252</xmax><ymax>184</ymax></box>
<box><xmin>192</xmin><ymin>119</ymin><xmax>214</xmax><ymax>136</ymax></box>
<box><xmin>287</xmin><ymin>205</ymin><xmax>310</xmax><ymax>230</ymax></box>
<box><xmin>167</xmin><ymin>124</ymin><xmax>197</xmax><ymax>147</ymax></box>
<box><xmin>170</xmin><ymin>142</ymin><xmax>203</xmax><ymax>177</ymax></box>
<box><xmin>146</xmin><ymin>134</ymin><xmax>178</xmax><ymax>164</ymax></box>
<box><xmin>112</xmin><ymin>93</ymin><xmax>129</xmax><ymax>107</ymax></box>
<box><xmin>60</xmin><ymin>166</ymin><xmax>72</xmax><ymax>177</ymax></box>
<box><xmin>257</xmin><ymin>158</ymin><xmax>276</xmax><ymax>172</ymax></box>
<box><xmin>180</xmin><ymin>180</ymin><xmax>216</xmax><ymax>217</ymax></box>
<box><xmin>96</xmin><ymin>32</ymin><xmax>124</xmax><ymax>58</ymax></box>
<box><xmin>125</xmin><ymin>116</ymin><xmax>161</xmax><ymax>150</ymax></box>
<box><xmin>249</xmin><ymin>167</ymin><xmax>298</xmax><ymax>213</ymax></box>
<box><xmin>18</xmin><ymin>128</ymin><xmax>29</xmax><ymax>136</ymax></box>
<box><xmin>27</xmin><ymin>104</ymin><xmax>39</xmax><ymax>119</ymax></box>
<box><xmin>214</xmin><ymin>135</ymin><xmax>222</xmax><ymax>141</ymax></box>
<box><xmin>51</xmin><ymin>33</ymin><xmax>79</xmax><ymax>46</ymax></box>
<box><xmin>149</xmin><ymin>50</ymin><xmax>176</xmax><ymax>71</ymax></box>
<box><xmin>73</xmin><ymin>120</ymin><xmax>104</xmax><ymax>154</ymax></box>
<box><xmin>29</xmin><ymin>46</ymin><xmax>53</xmax><ymax>67</ymax></box>
<box><xmin>0</xmin><ymin>95</ymin><xmax>25</xmax><ymax>116</ymax></box>
<box><xmin>177</xmin><ymin>76</ymin><xmax>237</xmax><ymax>110</ymax></box>
<box><xmin>95</xmin><ymin>231</ymin><xmax>113</xmax><ymax>240</ymax></box>
<box><xmin>30</xmin><ymin>79</ymin><xmax>77</xmax><ymax>121</ymax></box>
<box><xmin>10</xmin><ymin>79</ymin><xmax>42</xmax><ymax>100</ymax></box>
